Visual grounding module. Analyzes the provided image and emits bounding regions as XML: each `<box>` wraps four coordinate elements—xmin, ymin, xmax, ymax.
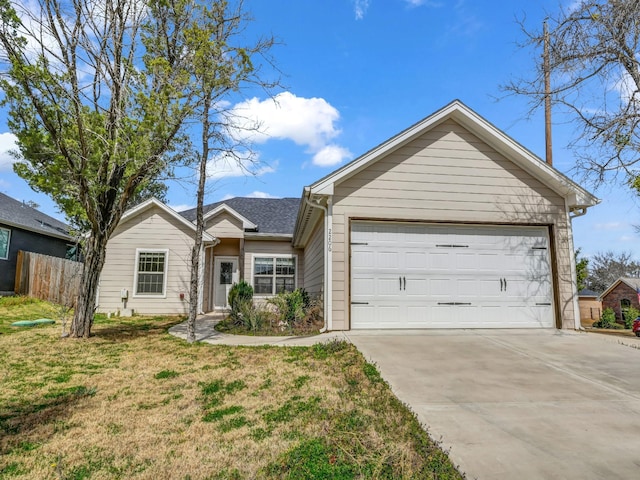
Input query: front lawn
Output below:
<box><xmin>0</xmin><ymin>298</ymin><xmax>463</xmax><ymax>479</ymax></box>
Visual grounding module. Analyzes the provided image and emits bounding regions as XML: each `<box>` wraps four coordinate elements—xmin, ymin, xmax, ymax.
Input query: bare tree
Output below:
<box><xmin>504</xmin><ymin>0</ymin><xmax>640</xmax><ymax>186</ymax></box>
<box><xmin>586</xmin><ymin>250</ymin><xmax>640</xmax><ymax>292</ymax></box>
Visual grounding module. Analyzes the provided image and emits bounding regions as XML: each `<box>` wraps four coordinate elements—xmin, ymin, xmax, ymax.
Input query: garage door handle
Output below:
<box><xmin>351</xmin><ymin>301</ymin><xmax>369</xmax><ymax>305</ymax></box>
<box><xmin>438</xmin><ymin>302</ymin><xmax>472</xmax><ymax>306</ymax></box>
<box><xmin>536</xmin><ymin>302</ymin><xmax>551</xmax><ymax>305</ymax></box>
<box><xmin>403</xmin><ymin>276</ymin><xmax>406</xmax><ymax>290</ymax></box>
<box><xmin>500</xmin><ymin>278</ymin><xmax>504</xmax><ymax>291</ymax></box>
<box><xmin>399</xmin><ymin>276</ymin><xmax>402</xmax><ymax>290</ymax></box>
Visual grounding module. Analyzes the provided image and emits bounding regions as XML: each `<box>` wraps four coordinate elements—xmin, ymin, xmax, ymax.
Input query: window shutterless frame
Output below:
<box><xmin>0</xmin><ymin>227</ymin><xmax>10</xmax><ymax>260</ymax></box>
<box><xmin>132</xmin><ymin>248</ymin><xmax>169</xmax><ymax>298</ymax></box>
<box><xmin>251</xmin><ymin>254</ymin><xmax>297</xmax><ymax>296</ymax></box>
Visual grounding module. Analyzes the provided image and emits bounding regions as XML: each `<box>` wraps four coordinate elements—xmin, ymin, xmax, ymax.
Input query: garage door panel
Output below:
<box><xmin>406</xmin><ymin>305</ymin><xmax>430</xmax><ymax>326</ymax></box>
<box><xmin>405</xmin><ymin>277</ymin><xmax>428</xmax><ymax>297</ymax></box>
<box><xmin>351</xmin><ymin>222</ymin><xmax>554</xmax><ymax>329</ymax></box>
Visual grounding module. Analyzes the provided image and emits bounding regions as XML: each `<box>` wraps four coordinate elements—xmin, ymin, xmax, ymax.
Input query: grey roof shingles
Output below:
<box><xmin>180</xmin><ymin>197</ymin><xmax>301</xmax><ymax>235</ymax></box>
<box><xmin>0</xmin><ymin>192</ymin><xmax>72</xmax><ymax>240</ymax></box>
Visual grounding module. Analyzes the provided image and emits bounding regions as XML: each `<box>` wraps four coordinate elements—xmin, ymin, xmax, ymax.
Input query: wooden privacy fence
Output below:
<box><xmin>15</xmin><ymin>251</ymin><xmax>83</xmax><ymax>306</ymax></box>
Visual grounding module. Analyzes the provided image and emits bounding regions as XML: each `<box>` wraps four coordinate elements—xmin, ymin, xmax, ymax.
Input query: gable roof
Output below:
<box><xmin>0</xmin><ymin>192</ymin><xmax>72</xmax><ymax>241</ymax></box>
<box><xmin>294</xmin><ymin>100</ymin><xmax>600</xmax><ymax>246</ymax></box>
<box><xmin>307</xmin><ymin>100</ymin><xmax>599</xmax><ymax>209</ymax></box>
<box><xmin>202</xmin><ymin>204</ymin><xmax>257</xmax><ymax>230</ymax></box>
<box><xmin>180</xmin><ymin>197</ymin><xmax>301</xmax><ymax>235</ymax></box>
<box><xmin>120</xmin><ymin>198</ymin><xmax>215</xmax><ymax>242</ymax></box>
<box><xmin>599</xmin><ymin>277</ymin><xmax>640</xmax><ymax>300</ymax></box>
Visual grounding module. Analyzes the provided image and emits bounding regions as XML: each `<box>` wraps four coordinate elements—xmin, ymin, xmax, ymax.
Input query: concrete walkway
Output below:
<box><xmin>168</xmin><ymin>314</ymin><xmax>347</xmax><ymax>346</ymax></box>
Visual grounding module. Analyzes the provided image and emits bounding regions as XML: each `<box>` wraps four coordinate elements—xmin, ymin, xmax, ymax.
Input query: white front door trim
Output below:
<box><xmin>213</xmin><ymin>256</ymin><xmax>239</xmax><ymax>310</ymax></box>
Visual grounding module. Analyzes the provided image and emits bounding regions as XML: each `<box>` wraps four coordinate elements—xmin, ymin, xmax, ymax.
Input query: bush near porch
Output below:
<box><xmin>217</xmin><ymin>282</ymin><xmax>324</xmax><ymax>336</ymax></box>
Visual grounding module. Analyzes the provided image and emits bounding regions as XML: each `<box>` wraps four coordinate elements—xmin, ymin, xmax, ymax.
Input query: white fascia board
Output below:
<box><xmin>120</xmin><ymin>197</ymin><xmax>214</xmax><ymax>242</ymax></box>
<box><xmin>203</xmin><ymin>204</ymin><xmax>257</xmax><ymax>230</ymax></box>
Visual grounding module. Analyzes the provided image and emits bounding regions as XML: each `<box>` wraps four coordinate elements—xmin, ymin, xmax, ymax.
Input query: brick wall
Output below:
<box><xmin>601</xmin><ymin>283</ymin><xmax>640</xmax><ymax>322</ymax></box>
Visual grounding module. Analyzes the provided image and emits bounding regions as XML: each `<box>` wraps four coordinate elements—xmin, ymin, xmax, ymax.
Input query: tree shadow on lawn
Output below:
<box><xmin>88</xmin><ymin>317</ymin><xmax>184</xmax><ymax>342</ymax></box>
<box><xmin>0</xmin><ymin>385</ymin><xmax>96</xmax><ymax>455</ymax></box>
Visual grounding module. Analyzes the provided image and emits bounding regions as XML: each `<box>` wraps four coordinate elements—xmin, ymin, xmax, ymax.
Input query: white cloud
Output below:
<box><xmin>206</xmin><ymin>152</ymin><xmax>276</xmax><ymax>180</ymax></box>
<box><xmin>168</xmin><ymin>203</ymin><xmax>195</xmax><ymax>213</ymax></box>
<box><xmin>0</xmin><ymin>133</ymin><xmax>18</xmax><ymax>171</ymax></box>
<box><xmin>228</xmin><ymin>92</ymin><xmax>342</xmax><ymax>149</ymax></box>
<box><xmin>312</xmin><ymin>144</ymin><xmax>353</xmax><ymax>167</ymax></box>
<box><xmin>613</xmin><ymin>72</ymin><xmax>639</xmax><ymax>104</ymax></box>
<box><xmin>227</xmin><ymin>92</ymin><xmax>351</xmax><ymax>168</ymax></box>
<box><xmin>246</xmin><ymin>191</ymin><xmax>279</xmax><ymax>199</ymax></box>
<box><xmin>404</xmin><ymin>0</ymin><xmax>442</xmax><ymax>6</ymax></box>
<box><xmin>594</xmin><ymin>222</ymin><xmax>625</xmax><ymax>231</ymax></box>
<box><xmin>353</xmin><ymin>0</ymin><xmax>370</xmax><ymax>19</ymax></box>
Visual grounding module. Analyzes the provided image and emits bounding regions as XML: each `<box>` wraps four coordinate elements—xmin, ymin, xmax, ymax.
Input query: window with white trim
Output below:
<box><xmin>253</xmin><ymin>256</ymin><xmax>296</xmax><ymax>295</ymax></box>
<box><xmin>135</xmin><ymin>250</ymin><xmax>167</xmax><ymax>295</ymax></box>
<box><xmin>0</xmin><ymin>227</ymin><xmax>10</xmax><ymax>260</ymax></box>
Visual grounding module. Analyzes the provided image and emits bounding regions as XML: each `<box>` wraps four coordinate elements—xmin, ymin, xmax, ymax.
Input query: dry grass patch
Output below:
<box><xmin>0</xmin><ymin>309</ymin><xmax>463</xmax><ymax>479</ymax></box>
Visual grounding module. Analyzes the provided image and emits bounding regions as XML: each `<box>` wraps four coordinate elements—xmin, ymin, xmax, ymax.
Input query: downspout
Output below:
<box><xmin>566</xmin><ymin>200</ymin><xmax>582</xmax><ymax>330</ymax></box>
<box><xmin>304</xmin><ymin>195</ymin><xmax>332</xmax><ymax>333</ymax></box>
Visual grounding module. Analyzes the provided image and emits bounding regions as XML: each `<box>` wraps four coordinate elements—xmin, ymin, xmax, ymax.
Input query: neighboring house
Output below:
<box><xmin>578</xmin><ymin>289</ymin><xmax>602</xmax><ymax>327</ymax></box>
<box><xmin>97</xmin><ymin>100</ymin><xmax>599</xmax><ymax>330</ymax></box>
<box><xmin>599</xmin><ymin>277</ymin><xmax>640</xmax><ymax>323</ymax></box>
<box><xmin>0</xmin><ymin>192</ymin><xmax>76</xmax><ymax>295</ymax></box>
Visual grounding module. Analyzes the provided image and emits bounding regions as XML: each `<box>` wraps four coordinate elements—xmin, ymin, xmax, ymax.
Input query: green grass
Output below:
<box><xmin>0</xmin><ymin>299</ymin><xmax>463</xmax><ymax>479</ymax></box>
<box><xmin>0</xmin><ymin>296</ymin><xmax>62</xmax><ymax>335</ymax></box>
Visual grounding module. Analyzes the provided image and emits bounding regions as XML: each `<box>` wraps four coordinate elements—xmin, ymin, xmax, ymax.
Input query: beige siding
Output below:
<box><xmin>205</xmin><ymin>211</ymin><xmax>244</xmax><ymax>238</ymax></box>
<box><xmin>579</xmin><ymin>297</ymin><xmax>602</xmax><ymax>327</ymax></box>
<box><xmin>98</xmin><ymin>205</ymin><xmax>194</xmax><ymax>315</ymax></box>
<box><xmin>244</xmin><ymin>240</ymin><xmax>304</xmax><ymax>297</ymax></box>
<box><xmin>303</xmin><ymin>218</ymin><xmax>325</xmax><ymax>300</ymax></box>
<box><xmin>330</xmin><ymin>119</ymin><xmax>576</xmax><ymax>330</ymax></box>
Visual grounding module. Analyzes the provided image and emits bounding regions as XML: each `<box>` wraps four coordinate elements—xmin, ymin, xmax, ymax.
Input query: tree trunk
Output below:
<box><xmin>70</xmin><ymin>234</ymin><xmax>107</xmax><ymax>338</ymax></box>
<box><xmin>186</xmin><ymin>95</ymin><xmax>210</xmax><ymax>343</ymax></box>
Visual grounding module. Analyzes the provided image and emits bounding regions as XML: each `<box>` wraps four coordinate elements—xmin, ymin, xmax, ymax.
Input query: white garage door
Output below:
<box><xmin>350</xmin><ymin>222</ymin><xmax>554</xmax><ymax>329</ymax></box>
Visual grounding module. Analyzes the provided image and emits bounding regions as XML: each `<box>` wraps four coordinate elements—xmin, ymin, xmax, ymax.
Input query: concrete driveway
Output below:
<box><xmin>345</xmin><ymin>330</ymin><xmax>640</xmax><ymax>480</ymax></box>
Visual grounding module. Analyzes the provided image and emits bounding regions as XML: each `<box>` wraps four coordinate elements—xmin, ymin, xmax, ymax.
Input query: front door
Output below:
<box><xmin>214</xmin><ymin>257</ymin><xmax>239</xmax><ymax>309</ymax></box>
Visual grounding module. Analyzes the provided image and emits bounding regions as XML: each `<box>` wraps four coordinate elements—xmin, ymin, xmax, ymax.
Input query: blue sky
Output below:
<box><xmin>0</xmin><ymin>0</ymin><xmax>638</xmax><ymax>260</ymax></box>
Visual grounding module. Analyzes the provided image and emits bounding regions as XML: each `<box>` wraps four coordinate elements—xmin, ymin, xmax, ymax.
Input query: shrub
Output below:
<box><xmin>237</xmin><ymin>301</ymin><xmax>271</xmax><ymax>332</ymax></box>
<box><xmin>228</xmin><ymin>281</ymin><xmax>253</xmax><ymax>323</ymax></box>
<box><xmin>622</xmin><ymin>306</ymin><xmax>640</xmax><ymax>329</ymax></box>
<box><xmin>593</xmin><ymin>308</ymin><xmax>616</xmax><ymax>328</ymax></box>
<box><xmin>267</xmin><ymin>288</ymin><xmax>312</xmax><ymax>329</ymax></box>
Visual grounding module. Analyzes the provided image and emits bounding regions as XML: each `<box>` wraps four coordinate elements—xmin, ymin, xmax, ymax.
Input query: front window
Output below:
<box><xmin>0</xmin><ymin>227</ymin><xmax>10</xmax><ymax>260</ymax></box>
<box><xmin>253</xmin><ymin>256</ymin><xmax>296</xmax><ymax>295</ymax></box>
<box><xmin>135</xmin><ymin>250</ymin><xmax>167</xmax><ymax>295</ymax></box>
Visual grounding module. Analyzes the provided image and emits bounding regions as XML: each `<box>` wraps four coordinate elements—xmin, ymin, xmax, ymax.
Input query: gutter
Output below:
<box><xmin>304</xmin><ymin>194</ymin><xmax>332</xmax><ymax>333</ymax></box>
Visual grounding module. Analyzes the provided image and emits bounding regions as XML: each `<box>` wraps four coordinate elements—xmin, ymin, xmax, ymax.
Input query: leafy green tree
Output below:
<box><xmin>575</xmin><ymin>249</ymin><xmax>589</xmax><ymax>292</ymax></box>
<box><xmin>505</xmin><ymin>1</ymin><xmax>640</xmax><ymax>188</ymax></box>
<box><xmin>0</xmin><ymin>0</ymin><xmax>202</xmax><ymax>337</ymax></box>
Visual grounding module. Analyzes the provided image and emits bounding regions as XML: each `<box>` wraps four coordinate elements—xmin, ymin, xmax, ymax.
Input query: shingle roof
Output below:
<box><xmin>0</xmin><ymin>192</ymin><xmax>72</xmax><ymax>240</ymax></box>
<box><xmin>180</xmin><ymin>197</ymin><xmax>301</xmax><ymax>235</ymax></box>
<box><xmin>619</xmin><ymin>277</ymin><xmax>640</xmax><ymax>291</ymax></box>
<box><xmin>578</xmin><ymin>289</ymin><xmax>600</xmax><ymax>297</ymax></box>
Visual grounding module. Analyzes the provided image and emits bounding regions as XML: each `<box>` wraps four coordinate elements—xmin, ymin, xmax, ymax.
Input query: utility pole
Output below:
<box><xmin>544</xmin><ymin>19</ymin><xmax>553</xmax><ymax>166</ymax></box>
